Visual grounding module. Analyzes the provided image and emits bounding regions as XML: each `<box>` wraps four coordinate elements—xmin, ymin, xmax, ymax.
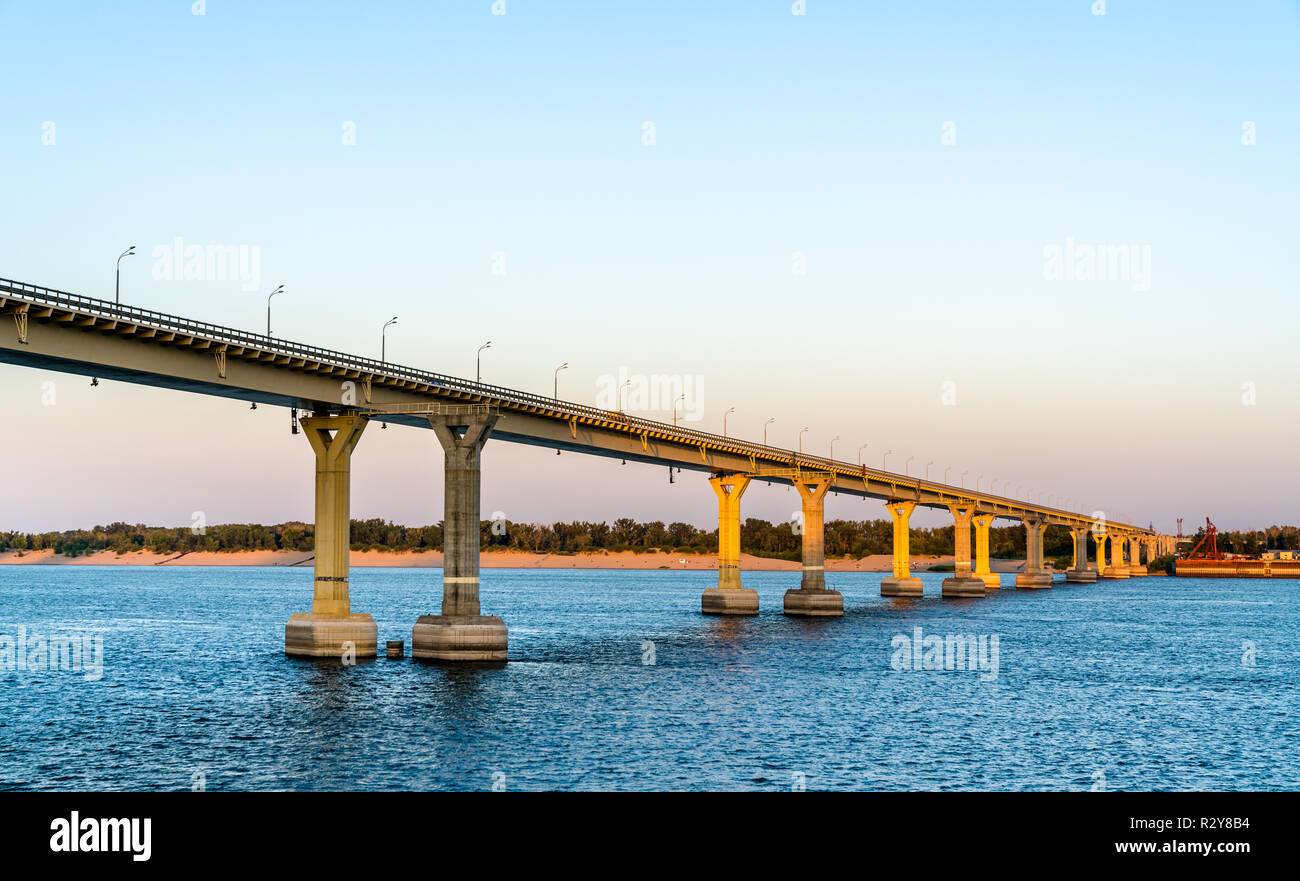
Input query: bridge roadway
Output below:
<box><xmin>0</xmin><ymin>276</ymin><xmax>1175</xmax><ymax>660</ymax></box>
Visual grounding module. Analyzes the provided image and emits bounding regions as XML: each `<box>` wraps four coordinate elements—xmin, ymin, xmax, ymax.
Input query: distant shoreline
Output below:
<box><xmin>0</xmin><ymin>547</ymin><xmax>1036</xmax><ymax>573</ymax></box>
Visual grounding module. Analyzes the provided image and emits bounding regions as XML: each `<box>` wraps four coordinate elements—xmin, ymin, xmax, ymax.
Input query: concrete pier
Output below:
<box><xmin>1065</xmin><ymin>527</ymin><xmax>1098</xmax><ymax>583</ymax></box>
<box><xmin>784</xmin><ymin>474</ymin><xmax>843</xmax><ymax>616</ymax></box>
<box><xmin>1128</xmin><ymin>537</ymin><xmax>1148</xmax><ymax>576</ymax></box>
<box><xmin>412</xmin><ymin>409</ymin><xmax>508</xmax><ymax>661</ymax></box>
<box><xmin>972</xmin><ymin>513</ymin><xmax>1002</xmax><ymax>589</ymax></box>
<box><xmin>1015</xmin><ymin>514</ymin><xmax>1054</xmax><ymax>589</ymax></box>
<box><xmin>941</xmin><ymin>504</ymin><xmax>987</xmax><ymax>597</ymax></box>
<box><xmin>285</xmin><ymin>413</ymin><xmax>378</xmax><ymax>659</ymax></box>
<box><xmin>702</xmin><ymin>473</ymin><xmax>759</xmax><ymax>615</ymax></box>
<box><xmin>881</xmin><ymin>501</ymin><xmax>923</xmax><ymax>596</ymax></box>
<box><xmin>1104</xmin><ymin>532</ymin><xmax>1131</xmax><ymax>579</ymax></box>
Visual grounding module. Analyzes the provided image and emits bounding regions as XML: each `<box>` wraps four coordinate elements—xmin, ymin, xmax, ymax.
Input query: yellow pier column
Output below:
<box><xmin>973</xmin><ymin>513</ymin><xmax>1001</xmax><ymax>589</ymax></box>
<box><xmin>941</xmin><ymin>504</ymin><xmax>988</xmax><ymax>597</ymax></box>
<box><xmin>702</xmin><ymin>473</ymin><xmax>759</xmax><ymax>615</ymax></box>
<box><xmin>784</xmin><ymin>474</ymin><xmax>843</xmax><ymax>616</ymax></box>
<box><xmin>1128</xmin><ymin>536</ymin><xmax>1147</xmax><ymax>576</ymax></box>
<box><xmin>285</xmin><ymin>414</ymin><xmax>377</xmax><ymax>659</ymax></box>
<box><xmin>1066</xmin><ymin>526</ymin><xmax>1098</xmax><ymax>582</ymax></box>
<box><xmin>1095</xmin><ymin>532</ymin><xmax>1109</xmax><ymax>578</ymax></box>
<box><xmin>1015</xmin><ymin>514</ymin><xmax>1054</xmax><ymax>589</ymax></box>
<box><xmin>1106</xmin><ymin>531</ymin><xmax>1131</xmax><ymax>579</ymax></box>
<box><xmin>881</xmin><ymin>501</ymin><xmax>922</xmax><ymax>596</ymax></box>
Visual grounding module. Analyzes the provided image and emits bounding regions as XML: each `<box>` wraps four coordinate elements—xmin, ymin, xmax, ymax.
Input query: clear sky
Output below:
<box><xmin>1</xmin><ymin>0</ymin><xmax>1297</xmax><ymax>534</ymax></box>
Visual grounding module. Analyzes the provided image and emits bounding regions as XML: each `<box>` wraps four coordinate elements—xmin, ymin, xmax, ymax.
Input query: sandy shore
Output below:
<box><xmin>0</xmin><ymin>547</ymin><xmax>1035</xmax><ymax>572</ymax></box>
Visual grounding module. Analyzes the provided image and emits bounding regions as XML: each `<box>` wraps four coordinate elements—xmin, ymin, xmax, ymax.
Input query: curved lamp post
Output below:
<box><xmin>266</xmin><ymin>284</ymin><xmax>284</xmax><ymax>336</ymax></box>
<box><xmin>115</xmin><ymin>245</ymin><xmax>136</xmax><ymax>306</ymax></box>
<box><xmin>381</xmin><ymin>316</ymin><xmax>398</xmax><ymax>364</ymax></box>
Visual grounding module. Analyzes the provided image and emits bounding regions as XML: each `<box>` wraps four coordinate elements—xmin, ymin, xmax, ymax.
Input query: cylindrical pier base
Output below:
<box><xmin>386</xmin><ymin>640</ymin><xmax>405</xmax><ymax>659</ymax></box>
<box><xmin>783</xmin><ymin>588</ymin><xmax>843</xmax><ymax>616</ymax></box>
<box><xmin>1065</xmin><ymin>569</ymin><xmax>1098</xmax><ymax>583</ymax></box>
<box><xmin>881</xmin><ymin>577</ymin><xmax>923</xmax><ymax>597</ymax></box>
<box><xmin>941</xmin><ymin>576</ymin><xmax>989</xmax><ymax>597</ymax></box>
<box><xmin>412</xmin><ymin>615</ymin><xmax>508</xmax><ymax>662</ymax></box>
<box><xmin>285</xmin><ymin>612</ymin><xmax>378</xmax><ymax>659</ymax></box>
<box><xmin>1015</xmin><ymin>572</ymin><xmax>1054</xmax><ymax>589</ymax></box>
<box><xmin>701</xmin><ymin>588</ymin><xmax>759</xmax><ymax>615</ymax></box>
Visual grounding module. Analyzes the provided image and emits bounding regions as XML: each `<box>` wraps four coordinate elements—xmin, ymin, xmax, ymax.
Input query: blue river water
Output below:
<box><xmin>0</xmin><ymin>566</ymin><xmax>1295</xmax><ymax>791</ymax></box>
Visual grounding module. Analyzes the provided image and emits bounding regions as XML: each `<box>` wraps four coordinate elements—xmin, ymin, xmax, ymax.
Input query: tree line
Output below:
<box><xmin>5</xmin><ymin>519</ymin><xmax>1294</xmax><ymax>565</ymax></box>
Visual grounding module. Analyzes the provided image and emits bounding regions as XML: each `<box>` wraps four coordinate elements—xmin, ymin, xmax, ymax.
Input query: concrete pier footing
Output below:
<box><xmin>702</xmin><ymin>587</ymin><xmax>759</xmax><ymax>615</ymax></box>
<box><xmin>1065</xmin><ymin>568</ymin><xmax>1098</xmax><ymax>583</ymax></box>
<box><xmin>412</xmin><ymin>615</ymin><xmax>508</xmax><ymax>662</ymax></box>
<box><xmin>941</xmin><ymin>576</ymin><xmax>989</xmax><ymax>597</ymax></box>
<box><xmin>285</xmin><ymin>612</ymin><xmax>378</xmax><ymax>659</ymax></box>
<box><xmin>881</xmin><ymin>576</ymin><xmax>923</xmax><ymax>597</ymax></box>
<box><xmin>783</xmin><ymin>588</ymin><xmax>844</xmax><ymax>615</ymax></box>
<box><xmin>1015</xmin><ymin>572</ymin><xmax>1054</xmax><ymax>589</ymax></box>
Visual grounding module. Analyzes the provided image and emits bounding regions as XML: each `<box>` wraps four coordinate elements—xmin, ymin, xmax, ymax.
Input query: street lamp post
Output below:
<box><xmin>476</xmin><ymin>341</ymin><xmax>492</xmax><ymax>383</ymax></box>
<box><xmin>553</xmin><ymin>362</ymin><xmax>568</xmax><ymax>399</ymax></box>
<box><xmin>619</xmin><ymin>380</ymin><xmax>633</xmax><ymax>412</ymax></box>
<box><xmin>673</xmin><ymin>394</ymin><xmax>687</xmax><ymax>426</ymax></box>
<box><xmin>115</xmin><ymin>245</ymin><xmax>136</xmax><ymax>306</ymax></box>
<box><xmin>381</xmin><ymin>316</ymin><xmax>398</xmax><ymax>364</ymax></box>
<box><xmin>266</xmin><ymin>284</ymin><xmax>284</xmax><ymax>336</ymax></box>
<box><xmin>883</xmin><ymin>450</ymin><xmax>893</xmax><ymax>471</ymax></box>
<box><xmin>961</xmin><ymin>470</ymin><xmax>968</xmax><ymax>488</ymax></box>
<box><xmin>722</xmin><ymin>407</ymin><xmax>735</xmax><ymax>437</ymax></box>
<box><xmin>764</xmin><ymin>418</ymin><xmax>775</xmax><ymax>445</ymax></box>
<box><xmin>829</xmin><ymin>435</ymin><xmax>840</xmax><ymax>461</ymax></box>
<box><xmin>798</xmin><ymin>427</ymin><xmax>809</xmax><ymax>456</ymax></box>
<box><xmin>905</xmin><ymin>455</ymin><xmax>915</xmax><ymax>477</ymax></box>
<box><xmin>944</xmin><ymin>466</ymin><xmax>952</xmax><ymax>484</ymax></box>
<box><xmin>925</xmin><ymin>460</ymin><xmax>934</xmax><ymax>480</ymax></box>
<box><xmin>858</xmin><ymin>443</ymin><xmax>868</xmax><ymax>467</ymax></box>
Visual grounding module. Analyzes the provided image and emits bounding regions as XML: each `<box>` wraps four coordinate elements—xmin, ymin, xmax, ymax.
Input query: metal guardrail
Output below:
<box><xmin>0</xmin><ymin>275</ymin><xmax>1137</xmax><ymax>530</ymax></box>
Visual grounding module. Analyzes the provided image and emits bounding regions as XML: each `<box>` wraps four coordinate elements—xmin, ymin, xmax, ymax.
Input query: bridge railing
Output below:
<box><xmin>0</xmin><ymin>276</ymin><xmax>1119</xmax><ymax>529</ymax></box>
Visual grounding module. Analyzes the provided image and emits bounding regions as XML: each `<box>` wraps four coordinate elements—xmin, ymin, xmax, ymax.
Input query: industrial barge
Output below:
<box><xmin>1174</xmin><ymin>518</ymin><xmax>1300</xmax><ymax>578</ymax></box>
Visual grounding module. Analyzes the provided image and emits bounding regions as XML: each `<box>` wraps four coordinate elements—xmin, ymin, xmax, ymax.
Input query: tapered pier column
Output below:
<box><xmin>973</xmin><ymin>513</ymin><xmax>1001</xmax><ymax>589</ymax></box>
<box><xmin>942</xmin><ymin>504</ymin><xmax>988</xmax><ymax>597</ymax></box>
<box><xmin>1015</xmin><ymin>514</ymin><xmax>1054</xmax><ymax>589</ymax></box>
<box><xmin>784</xmin><ymin>475</ymin><xmax>843</xmax><ymax>616</ymax></box>
<box><xmin>1105</xmin><ymin>531</ymin><xmax>1131</xmax><ymax>579</ymax></box>
<box><xmin>1128</xmin><ymin>536</ymin><xmax>1147</xmax><ymax>576</ymax></box>
<box><xmin>881</xmin><ymin>501</ymin><xmax>922</xmax><ymax>596</ymax></box>
<box><xmin>1066</xmin><ymin>527</ymin><xmax>1098</xmax><ymax>582</ymax></box>
<box><xmin>412</xmin><ymin>410</ymin><xmax>508</xmax><ymax>661</ymax></box>
<box><xmin>1095</xmin><ymin>532</ymin><xmax>1109</xmax><ymax>577</ymax></box>
<box><xmin>702</xmin><ymin>473</ymin><xmax>759</xmax><ymax>615</ymax></box>
<box><xmin>285</xmin><ymin>414</ymin><xmax>377</xmax><ymax>659</ymax></box>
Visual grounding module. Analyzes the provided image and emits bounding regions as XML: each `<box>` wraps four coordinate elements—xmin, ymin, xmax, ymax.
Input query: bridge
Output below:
<box><xmin>0</xmin><ymin>276</ymin><xmax>1176</xmax><ymax>662</ymax></box>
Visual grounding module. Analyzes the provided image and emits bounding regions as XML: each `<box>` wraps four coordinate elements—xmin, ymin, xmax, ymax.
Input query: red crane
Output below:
<box><xmin>1185</xmin><ymin>517</ymin><xmax>1223</xmax><ymax>560</ymax></box>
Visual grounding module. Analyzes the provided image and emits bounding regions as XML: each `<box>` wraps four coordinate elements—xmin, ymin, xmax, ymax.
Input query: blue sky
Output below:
<box><xmin>2</xmin><ymin>1</ymin><xmax>1298</xmax><ymax>532</ymax></box>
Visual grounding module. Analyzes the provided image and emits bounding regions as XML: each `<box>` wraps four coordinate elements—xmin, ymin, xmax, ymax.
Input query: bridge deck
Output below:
<box><xmin>0</xmin><ymin>276</ymin><xmax>1150</xmax><ymax>534</ymax></box>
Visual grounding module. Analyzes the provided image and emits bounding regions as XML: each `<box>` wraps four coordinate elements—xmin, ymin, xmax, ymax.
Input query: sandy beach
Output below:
<box><xmin>0</xmin><ymin>547</ymin><xmax>1036</xmax><ymax>573</ymax></box>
